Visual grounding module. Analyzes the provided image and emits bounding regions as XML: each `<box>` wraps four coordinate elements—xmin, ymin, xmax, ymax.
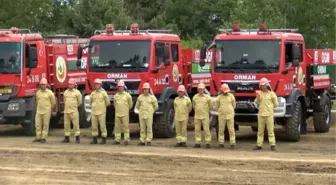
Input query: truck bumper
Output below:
<box><xmin>210</xmin><ymin>96</ymin><xmax>291</xmax><ymax>123</ymax></box>
<box><xmin>84</xmin><ymin>95</ymin><xmax>140</xmax><ymax>124</ymax></box>
<box><xmin>0</xmin><ymin>98</ymin><xmax>27</xmax><ymax>118</ymax></box>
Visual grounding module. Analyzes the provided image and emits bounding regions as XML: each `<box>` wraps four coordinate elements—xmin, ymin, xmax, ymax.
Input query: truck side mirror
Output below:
<box><xmin>292</xmin><ymin>45</ymin><xmax>300</xmax><ymax>67</ymax></box>
<box><xmin>200</xmin><ymin>47</ymin><xmax>206</xmax><ymax>67</ymax></box>
<box><xmin>26</xmin><ymin>44</ymin><xmax>37</xmax><ymax>68</ymax></box>
<box><xmin>76</xmin><ymin>46</ymin><xmax>83</xmax><ymax>67</ymax></box>
<box><xmin>163</xmin><ymin>45</ymin><xmax>170</xmax><ymax>66</ymax></box>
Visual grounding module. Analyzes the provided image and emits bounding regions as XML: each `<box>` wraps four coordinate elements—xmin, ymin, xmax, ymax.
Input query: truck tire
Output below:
<box><xmin>313</xmin><ymin>95</ymin><xmax>331</xmax><ymax>133</ymax></box>
<box><xmin>23</xmin><ymin>97</ymin><xmax>36</xmax><ymax>136</ymax></box>
<box><xmin>79</xmin><ymin>91</ymin><xmax>91</xmax><ymax>128</ymax></box>
<box><xmin>214</xmin><ymin>117</ymin><xmax>229</xmax><ymax>141</ymax></box>
<box><xmin>251</xmin><ymin>126</ymin><xmax>258</xmax><ymax>132</ymax></box>
<box><xmin>106</xmin><ymin>123</ymin><xmax>114</xmax><ymax>137</ymax></box>
<box><xmin>284</xmin><ymin>101</ymin><xmax>302</xmax><ymax>142</ymax></box>
<box><xmin>153</xmin><ymin>99</ymin><xmax>175</xmax><ymax>138</ymax></box>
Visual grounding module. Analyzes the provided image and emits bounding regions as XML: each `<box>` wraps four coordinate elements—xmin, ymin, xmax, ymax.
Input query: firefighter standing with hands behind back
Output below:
<box><xmin>90</xmin><ymin>78</ymin><xmax>110</xmax><ymax>144</ymax></box>
<box><xmin>113</xmin><ymin>80</ymin><xmax>133</xmax><ymax>145</ymax></box>
<box><xmin>216</xmin><ymin>83</ymin><xmax>236</xmax><ymax>149</ymax></box>
<box><xmin>192</xmin><ymin>83</ymin><xmax>212</xmax><ymax>149</ymax></box>
<box><xmin>61</xmin><ymin>78</ymin><xmax>82</xmax><ymax>144</ymax></box>
<box><xmin>253</xmin><ymin>77</ymin><xmax>278</xmax><ymax>151</ymax></box>
<box><xmin>135</xmin><ymin>82</ymin><xmax>158</xmax><ymax>146</ymax></box>
<box><xmin>32</xmin><ymin>78</ymin><xmax>55</xmax><ymax>143</ymax></box>
<box><xmin>174</xmin><ymin>85</ymin><xmax>192</xmax><ymax>147</ymax></box>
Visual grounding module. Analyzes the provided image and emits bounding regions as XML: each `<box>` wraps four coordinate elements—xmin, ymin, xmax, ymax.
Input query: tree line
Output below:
<box><xmin>0</xmin><ymin>0</ymin><xmax>335</xmax><ymax>48</ymax></box>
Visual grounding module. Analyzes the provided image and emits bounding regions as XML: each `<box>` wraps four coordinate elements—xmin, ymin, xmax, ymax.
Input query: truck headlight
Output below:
<box><xmin>277</xmin><ymin>97</ymin><xmax>286</xmax><ymax>107</ymax></box>
<box><xmin>8</xmin><ymin>103</ymin><xmax>19</xmax><ymax>111</ymax></box>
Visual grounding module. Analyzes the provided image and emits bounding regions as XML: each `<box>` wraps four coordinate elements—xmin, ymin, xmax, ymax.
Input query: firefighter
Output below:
<box><xmin>61</xmin><ymin>78</ymin><xmax>82</xmax><ymax>144</ymax></box>
<box><xmin>192</xmin><ymin>83</ymin><xmax>212</xmax><ymax>149</ymax></box>
<box><xmin>113</xmin><ymin>80</ymin><xmax>133</xmax><ymax>145</ymax></box>
<box><xmin>90</xmin><ymin>78</ymin><xmax>110</xmax><ymax>144</ymax></box>
<box><xmin>32</xmin><ymin>78</ymin><xmax>55</xmax><ymax>143</ymax></box>
<box><xmin>253</xmin><ymin>77</ymin><xmax>278</xmax><ymax>151</ymax></box>
<box><xmin>174</xmin><ymin>85</ymin><xmax>192</xmax><ymax>147</ymax></box>
<box><xmin>216</xmin><ymin>83</ymin><xmax>236</xmax><ymax>149</ymax></box>
<box><xmin>135</xmin><ymin>82</ymin><xmax>158</xmax><ymax>146</ymax></box>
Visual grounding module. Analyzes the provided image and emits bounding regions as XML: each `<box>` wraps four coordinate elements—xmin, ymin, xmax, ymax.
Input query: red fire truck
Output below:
<box><xmin>77</xmin><ymin>24</ymin><xmax>211</xmax><ymax>138</ymax></box>
<box><xmin>0</xmin><ymin>28</ymin><xmax>89</xmax><ymax>135</ymax></box>
<box><xmin>200</xmin><ymin>24</ymin><xmax>334</xmax><ymax>141</ymax></box>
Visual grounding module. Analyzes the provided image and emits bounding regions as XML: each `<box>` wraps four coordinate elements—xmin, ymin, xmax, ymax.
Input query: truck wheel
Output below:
<box><xmin>284</xmin><ymin>101</ymin><xmax>302</xmax><ymax>142</ymax></box>
<box><xmin>106</xmin><ymin>124</ymin><xmax>114</xmax><ymax>137</ymax></box>
<box><xmin>153</xmin><ymin>99</ymin><xmax>175</xmax><ymax>138</ymax></box>
<box><xmin>79</xmin><ymin>91</ymin><xmax>91</xmax><ymax>128</ymax></box>
<box><xmin>23</xmin><ymin>111</ymin><xmax>36</xmax><ymax>136</ymax></box>
<box><xmin>49</xmin><ymin>115</ymin><xmax>61</xmax><ymax>128</ymax></box>
<box><xmin>251</xmin><ymin>126</ymin><xmax>258</xmax><ymax>132</ymax></box>
<box><xmin>214</xmin><ymin>118</ymin><xmax>229</xmax><ymax>141</ymax></box>
<box><xmin>313</xmin><ymin>95</ymin><xmax>331</xmax><ymax>133</ymax></box>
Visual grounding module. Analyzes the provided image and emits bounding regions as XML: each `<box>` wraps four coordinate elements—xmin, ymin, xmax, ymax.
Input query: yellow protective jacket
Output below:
<box><xmin>36</xmin><ymin>89</ymin><xmax>55</xmax><ymax>114</ymax></box>
<box><xmin>64</xmin><ymin>89</ymin><xmax>82</xmax><ymax>113</ymax></box>
<box><xmin>114</xmin><ymin>91</ymin><xmax>133</xmax><ymax>117</ymax></box>
<box><xmin>254</xmin><ymin>90</ymin><xmax>278</xmax><ymax>117</ymax></box>
<box><xmin>90</xmin><ymin>89</ymin><xmax>110</xmax><ymax>115</ymax></box>
<box><xmin>136</xmin><ymin>94</ymin><xmax>158</xmax><ymax>119</ymax></box>
<box><xmin>174</xmin><ymin>96</ymin><xmax>192</xmax><ymax>121</ymax></box>
<box><xmin>216</xmin><ymin>93</ymin><xmax>236</xmax><ymax>119</ymax></box>
<box><xmin>192</xmin><ymin>93</ymin><xmax>212</xmax><ymax>119</ymax></box>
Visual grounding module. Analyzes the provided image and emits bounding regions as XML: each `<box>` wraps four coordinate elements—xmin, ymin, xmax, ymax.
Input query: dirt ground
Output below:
<box><xmin>0</xmin><ymin>114</ymin><xmax>335</xmax><ymax>185</ymax></box>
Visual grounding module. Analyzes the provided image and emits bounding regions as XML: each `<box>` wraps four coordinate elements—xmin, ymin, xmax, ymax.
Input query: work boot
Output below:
<box><xmin>90</xmin><ymin>137</ymin><xmax>98</xmax><ymax>144</ymax></box>
<box><xmin>270</xmin><ymin>145</ymin><xmax>276</xmax><ymax>151</ymax></box>
<box><xmin>40</xmin><ymin>139</ymin><xmax>46</xmax><ymax>143</ymax></box>
<box><xmin>61</xmin><ymin>136</ymin><xmax>70</xmax><ymax>143</ymax></box>
<box><xmin>205</xmin><ymin>144</ymin><xmax>211</xmax><ymax>149</ymax></box>
<box><xmin>137</xmin><ymin>142</ymin><xmax>145</xmax><ymax>146</ymax></box>
<box><xmin>218</xmin><ymin>144</ymin><xmax>224</xmax><ymax>148</ymax></box>
<box><xmin>253</xmin><ymin>146</ymin><xmax>262</xmax><ymax>150</ymax></box>
<box><xmin>100</xmin><ymin>137</ymin><xmax>106</xmax><ymax>144</ymax></box>
<box><xmin>181</xmin><ymin>142</ymin><xmax>187</xmax><ymax>147</ymax></box>
<box><xmin>193</xmin><ymin>144</ymin><xmax>201</xmax><ymax>148</ymax></box>
<box><xmin>230</xmin><ymin>145</ymin><xmax>235</xmax><ymax>150</ymax></box>
<box><xmin>32</xmin><ymin>138</ymin><xmax>41</xmax><ymax>143</ymax></box>
<box><xmin>112</xmin><ymin>141</ymin><xmax>120</xmax><ymax>145</ymax></box>
<box><xmin>124</xmin><ymin>141</ymin><xmax>129</xmax><ymax>146</ymax></box>
<box><xmin>76</xmin><ymin>136</ymin><xmax>80</xmax><ymax>144</ymax></box>
<box><xmin>146</xmin><ymin>142</ymin><xmax>151</xmax><ymax>146</ymax></box>
<box><xmin>174</xmin><ymin>143</ymin><xmax>181</xmax><ymax>147</ymax></box>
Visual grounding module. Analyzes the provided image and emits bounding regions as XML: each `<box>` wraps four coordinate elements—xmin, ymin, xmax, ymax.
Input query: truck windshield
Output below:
<box><xmin>214</xmin><ymin>40</ymin><xmax>281</xmax><ymax>73</ymax></box>
<box><xmin>0</xmin><ymin>42</ymin><xmax>21</xmax><ymax>74</ymax></box>
<box><xmin>89</xmin><ymin>40</ymin><xmax>150</xmax><ymax>72</ymax></box>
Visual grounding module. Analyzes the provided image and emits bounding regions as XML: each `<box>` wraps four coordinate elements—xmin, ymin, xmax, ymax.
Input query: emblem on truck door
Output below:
<box><xmin>56</xmin><ymin>56</ymin><xmax>67</xmax><ymax>83</ymax></box>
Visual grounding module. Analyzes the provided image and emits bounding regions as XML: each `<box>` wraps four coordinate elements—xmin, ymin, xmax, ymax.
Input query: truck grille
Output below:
<box><xmin>102</xmin><ymin>80</ymin><xmax>140</xmax><ymax>95</ymax></box>
<box><xmin>222</xmin><ymin>81</ymin><xmax>259</xmax><ymax>93</ymax></box>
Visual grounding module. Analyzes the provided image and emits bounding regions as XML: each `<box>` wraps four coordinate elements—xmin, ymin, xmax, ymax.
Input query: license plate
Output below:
<box><xmin>0</xmin><ymin>88</ymin><xmax>12</xmax><ymax>94</ymax></box>
<box><xmin>108</xmin><ymin>95</ymin><xmax>114</xmax><ymax>101</ymax></box>
<box><xmin>236</xmin><ymin>102</ymin><xmax>248</xmax><ymax>109</ymax></box>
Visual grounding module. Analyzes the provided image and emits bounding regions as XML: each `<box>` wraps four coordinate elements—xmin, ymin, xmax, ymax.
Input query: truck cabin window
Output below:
<box><xmin>0</xmin><ymin>42</ymin><xmax>21</xmax><ymax>74</ymax></box>
<box><xmin>155</xmin><ymin>43</ymin><xmax>165</xmax><ymax>67</ymax></box>
<box><xmin>214</xmin><ymin>40</ymin><xmax>281</xmax><ymax>73</ymax></box>
<box><xmin>285</xmin><ymin>43</ymin><xmax>303</xmax><ymax>67</ymax></box>
<box><xmin>89</xmin><ymin>40</ymin><xmax>150</xmax><ymax>72</ymax></box>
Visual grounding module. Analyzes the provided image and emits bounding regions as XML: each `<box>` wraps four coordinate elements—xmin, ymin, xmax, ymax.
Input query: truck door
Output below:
<box><xmin>24</xmin><ymin>41</ymin><xmax>46</xmax><ymax>95</ymax></box>
<box><xmin>285</xmin><ymin>41</ymin><xmax>306</xmax><ymax>94</ymax></box>
<box><xmin>170</xmin><ymin>42</ymin><xmax>183</xmax><ymax>87</ymax></box>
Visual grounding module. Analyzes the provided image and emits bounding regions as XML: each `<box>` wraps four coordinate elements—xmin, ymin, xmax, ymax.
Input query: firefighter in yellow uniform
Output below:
<box><xmin>174</xmin><ymin>85</ymin><xmax>192</xmax><ymax>147</ymax></box>
<box><xmin>32</xmin><ymin>78</ymin><xmax>55</xmax><ymax>143</ymax></box>
<box><xmin>90</xmin><ymin>78</ymin><xmax>110</xmax><ymax>144</ymax></box>
<box><xmin>113</xmin><ymin>80</ymin><xmax>133</xmax><ymax>145</ymax></box>
<box><xmin>192</xmin><ymin>83</ymin><xmax>212</xmax><ymax>149</ymax></box>
<box><xmin>216</xmin><ymin>83</ymin><xmax>236</xmax><ymax>149</ymax></box>
<box><xmin>135</xmin><ymin>82</ymin><xmax>158</xmax><ymax>146</ymax></box>
<box><xmin>61</xmin><ymin>78</ymin><xmax>82</xmax><ymax>144</ymax></box>
<box><xmin>254</xmin><ymin>77</ymin><xmax>278</xmax><ymax>151</ymax></box>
